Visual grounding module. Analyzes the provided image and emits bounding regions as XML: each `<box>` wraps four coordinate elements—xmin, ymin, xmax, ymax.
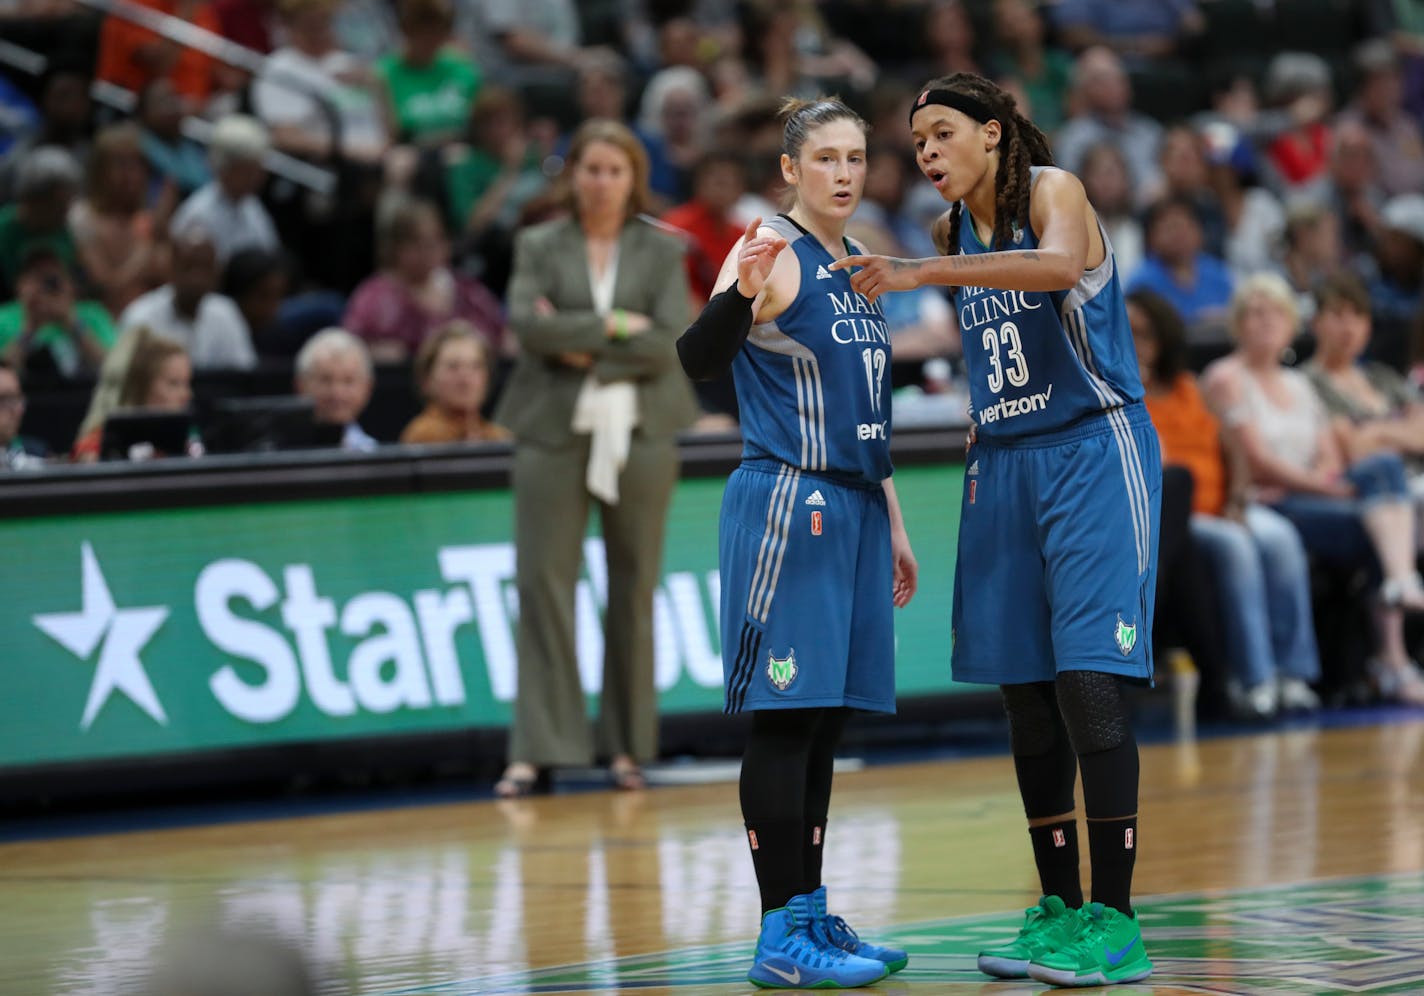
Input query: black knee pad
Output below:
<box><xmin>1055</xmin><ymin>671</ymin><xmax>1130</xmax><ymax>755</ymax></box>
<box><xmin>1001</xmin><ymin>682</ymin><xmax>1063</xmax><ymax>756</ymax></box>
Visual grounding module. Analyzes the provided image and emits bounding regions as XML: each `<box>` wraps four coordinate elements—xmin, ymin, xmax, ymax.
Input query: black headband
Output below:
<box><xmin>909</xmin><ymin>88</ymin><xmax>995</xmax><ymax>126</ymax></box>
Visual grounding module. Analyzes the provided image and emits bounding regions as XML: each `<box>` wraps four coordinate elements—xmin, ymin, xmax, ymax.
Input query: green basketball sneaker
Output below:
<box><xmin>976</xmin><ymin>895</ymin><xmax>1083</xmax><ymax>979</ymax></box>
<box><xmin>1027</xmin><ymin>901</ymin><xmax>1153</xmax><ymax>987</ymax></box>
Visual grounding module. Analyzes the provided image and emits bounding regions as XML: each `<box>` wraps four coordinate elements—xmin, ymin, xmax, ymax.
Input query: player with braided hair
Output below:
<box><xmin>831</xmin><ymin>72</ymin><xmax>1160</xmax><ymax>987</ymax></box>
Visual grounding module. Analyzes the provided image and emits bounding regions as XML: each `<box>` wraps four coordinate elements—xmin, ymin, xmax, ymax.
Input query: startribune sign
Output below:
<box><xmin>3</xmin><ymin>465</ymin><xmax>966</xmax><ymax>769</ymax></box>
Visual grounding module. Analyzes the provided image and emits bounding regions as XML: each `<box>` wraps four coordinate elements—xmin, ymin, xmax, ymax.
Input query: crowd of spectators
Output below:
<box><xmin>2</xmin><ymin>0</ymin><xmax>1424</xmax><ymax>716</ymax></box>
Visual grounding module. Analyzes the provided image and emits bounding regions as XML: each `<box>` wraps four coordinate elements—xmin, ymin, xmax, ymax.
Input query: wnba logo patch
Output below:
<box><xmin>1052</xmin><ymin>828</ymin><xmax>1066</xmax><ymax>848</ymax></box>
<box><xmin>1125</xmin><ymin>828</ymin><xmax>1135</xmax><ymax>850</ymax></box>
<box><xmin>811</xmin><ymin>510</ymin><xmax>823</xmax><ymax>535</ymax></box>
<box><xmin>969</xmin><ymin>480</ymin><xmax>978</xmax><ymax>505</ymax></box>
<box><xmin>748</xmin><ymin>830</ymin><xmax>759</xmax><ymax>851</ymax></box>
<box><xmin>767</xmin><ymin>649</ymin><xmax>798</xmax><ymax>690</ymax></box>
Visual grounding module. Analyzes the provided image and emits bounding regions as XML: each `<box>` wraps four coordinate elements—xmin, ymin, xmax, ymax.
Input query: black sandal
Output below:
<box><xmin>495</xmin><ymin>765</ymin><xmax>551</xmax><ymax>798</ymax></box>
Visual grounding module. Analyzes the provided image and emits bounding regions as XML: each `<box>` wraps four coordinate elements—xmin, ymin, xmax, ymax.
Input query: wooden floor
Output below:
<box><xmin>2</xmin><ymin>717</ymin><xmax>1423</xmax><ymax>995</ymax></box>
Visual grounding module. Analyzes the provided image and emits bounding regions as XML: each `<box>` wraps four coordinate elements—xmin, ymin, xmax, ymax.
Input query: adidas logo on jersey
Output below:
<box><xmin>815</xmin><ymin>265</ymin><xmax>833</xmax><ymax>280</ymax></box>
<box><xmin>967</xmin><ymin>460</ymin><xmax>979</xmax><ymax>476</ymax></box>
<box><xmin>804</xmin><ymin>490</ymin><xmax>827</xmax><ymax>506</ymax></box>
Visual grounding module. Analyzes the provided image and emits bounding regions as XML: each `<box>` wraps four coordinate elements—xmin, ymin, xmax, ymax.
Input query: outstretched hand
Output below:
<box><xmin>828</xmin><ymin>254</ymin><xmax>923</xmax><ymax>303</ymax></box>
<box><xmin>735</xmin><ymin>217</ymin><xmax>788</xmax><ymax>298</ymax></box>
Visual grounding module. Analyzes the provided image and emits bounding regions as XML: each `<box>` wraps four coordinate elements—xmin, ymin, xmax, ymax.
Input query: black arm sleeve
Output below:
<box><xmin>677</xmin><ymin>283</ymin><xmax>755</xmax><ymax>381</ymax></box>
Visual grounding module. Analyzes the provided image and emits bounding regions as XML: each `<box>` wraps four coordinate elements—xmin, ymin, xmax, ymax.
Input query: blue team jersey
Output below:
<box><xmin>955</xmin><ymin>167</ymin><xmax>1143</xmax><ymax>440</ymax></box>
<box><xmin>734</xmin><ymin>214</ymin><xmax>894</xmax><ymax>485</ymax></box>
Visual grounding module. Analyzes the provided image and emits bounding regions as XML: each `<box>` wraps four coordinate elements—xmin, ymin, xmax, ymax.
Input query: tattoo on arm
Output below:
<box><xmin>947</xmin><ymin>249</ymin><xmax>1041</xmax><ymax>269</ymax></box>
<box><xmin>889</xmin><ymin>258</ymin><xmax>923</xmax><ymax>272</ymax></box>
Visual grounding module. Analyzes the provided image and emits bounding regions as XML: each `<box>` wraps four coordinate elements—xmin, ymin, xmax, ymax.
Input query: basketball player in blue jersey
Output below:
<box><xmin>678</xmin><ymin>97</ymin><xmax>918</xmax><ymax>990</ymax></box>
<box><xmin>831</xmin><ymin>73</ymin><xmax>1160</xmax><ymax>988</ymax></box>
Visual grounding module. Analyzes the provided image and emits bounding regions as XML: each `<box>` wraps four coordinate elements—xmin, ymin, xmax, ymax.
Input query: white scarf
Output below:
<box><xmin>571</xmin><ymin>241</ymin><xmax>640</xmax><ymax>503</ymax></box>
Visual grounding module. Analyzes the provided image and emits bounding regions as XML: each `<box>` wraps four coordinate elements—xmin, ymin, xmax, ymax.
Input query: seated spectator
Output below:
<box><xmin>71</xmin><ymin>123</ymin><xmax>171</xmax><ymax>316</ymax></box>
<box><xmin>1304</xmin><ymin>274</ymin><xmax>1424</xmax><ymax>492</ymax></box>
<box><xmin>400</xmin><ymin>321</ymin><xmax>508</xmax><ymax>444</ymax></box>
<box><xmin>1258</xmin><ymin>53</ymin><xmax>1334</xmax><ymax>197</ymax></box>
<box><xmin>986</xmin><ymin>0</ymin><xmax>1072</xmax><ymax>133</ymax></box>
<box><xmin>343</xmin><ymin>198</ymin><xmax>507</xmax><ymax>363</ymax></box>
<box><xmin>1202</xmin><ymin>273</ymin><xmax>1424</xmax><ymax>705</ymax></box>
<box><xmin>136</xmin><ymin>79</ymin><xmax>212</xmax><ymax>199</ymax></box>
<box><xmin>378</xmin><ymin>0</ymin><xmax>480</xmax><ymax>147</ymax></box>
<box><xmin>172</xmin><ymin>116</ymin><xmax>280</xmax><ymax>266</ymax></box>
<box><xmin>1204</xmin><ymin>131</ymin><xmax>1285</xmax><ymax>278</ymax></box>
<box><xmin>460</xmin><ymin>0</ymin><xmax>593</xmax><ymax>95</ymax></box>
<box><xmin>0</xmin><ymin>146</ymin><xmax>81</xmax><ymax>295</ymax></box>
<box><xmin>1366</xmin><ymin>194</ymin><xmax>1424</xmax><ymax>354</ymax></box>
<box><xmin>0</xmin><ymin>60</ymin><xmax>93</xmax><ymax>202</ymax></box>
<box><xmin>636</xmin><ymin>66</ymin><xmax>711</xmax><ymax>206</ymax></box>
<box><xmin>913</xmin><ymin>0</ymin><xmax>982</xmax><ymax>81</ymax></box>
<box><xmin>252</xmin><ymin>0</ymin><xmax>390</xmax><ymax>165</ymax></box>
<box><xmin>1277</xmin><ymin>198</ymin><xmax>1345</xmax><ymax>322</ymax></box>
<box><xmin>442</xmin><ymin>86</ymin><xmax>550</xmax><ymax>242</ymax></box>
<box><xmin>1158</xmin><ymin>124</ymin><xmax>1226</xmax><ymax>258</ymax></box>
<box><xmin>95</xmin><ymin>0</ymin><xmax>223</xmax><ymax>111</ymax></box>
<box><xmin>742</xmin><ymin>0</ymin><xmax>876</xmax><ymax>100</ymax></box>
<box><xmin>119</xmin><ymin>225</ymin><xmax>257</xmax><ymax>370</ymax></box>
<box><xmin>661</xmin><ymin>150</ymin><xmax>747</xmax><ymax>304</ymax></box>
<box><xmin>222</xmin><ymin>247</ymin><xmax>290</xmax><ymax>351</ymax></box>
<box><xmin>1339</xmin><ymin>39</ymin><xmax>1424</xmax><ymax>200</ymax></box>
<box><xmin>1322</xmin><ymin>119</ymin><xmax>1385</xmax><ymax>269</ymax></box>
<box><xmin>73</xmin><ymin>327</ymin><xmax>196</xmax><ymax>462</ymax></box>
<box><xmin>1128</xmin><ymin>195</ymin><xmax>1234</xmax><ymax>333</ymax></box>
<box><xmin>1131</xmin><ymin>289</ymin><xmax>1320</xmax><ymax>719</ymax></box>
<box><xmin>0</xmin><ymin>247</ymin><xmax>114</xmax><ymax>380</ymax></box>
<box><xmin>294</xmin><ymin>326</ymin><xmax>378</xmax><ymax>450</ymax></box>
<box><xmin>1053</xmin><ymin>47</ymin><xmax>1163</xmax><ymax>207</ymax></box>
<box><xmin>0</xmin><ymin>360</ymin><xmax>47</xmax><ymax>469</ymax></box>
<box><xmin>1053</xmin><ymin>0</ymin><xmax>1203</xmax><ymax>64</ymax></box>
<box><xmin>1079</xmin><ymin>144</ymin><xmax>1144</xmax><ymax>282</ymax></box>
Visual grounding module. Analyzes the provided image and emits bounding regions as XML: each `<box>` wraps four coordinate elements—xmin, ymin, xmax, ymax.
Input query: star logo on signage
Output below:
<box><xmin>32</xmin><ymin>542</ymin><xmax>170</xmax><ymax>730</ymax></box>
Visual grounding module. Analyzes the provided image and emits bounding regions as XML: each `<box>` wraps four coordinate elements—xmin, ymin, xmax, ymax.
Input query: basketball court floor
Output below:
<box><xmin>2</xmin><ymin>714</ymin><xmax>1422</xmax><ymax>995</ymax></box>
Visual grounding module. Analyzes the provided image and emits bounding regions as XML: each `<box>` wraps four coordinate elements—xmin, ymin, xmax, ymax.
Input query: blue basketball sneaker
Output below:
<box><xmin>748</xmin><ymin>893</ymin><xmax>890</xmax><ymax>989</ymax></box>
<box><xmin>808</xmin><ymin>886</ymin><xmax>909</xmax><ymax>973</ymax></box>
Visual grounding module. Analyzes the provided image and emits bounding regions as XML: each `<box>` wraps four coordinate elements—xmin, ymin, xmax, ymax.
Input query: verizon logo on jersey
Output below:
<box><xmin>978</xmin><ymin>383</ymin><xmax>1054</xmax><ymax>424</ymax></box>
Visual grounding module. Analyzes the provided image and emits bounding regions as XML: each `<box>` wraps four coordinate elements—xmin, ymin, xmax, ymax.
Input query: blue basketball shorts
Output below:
<box><xmin>951</xmin><ymin>404</ymin><xmax>1162</xmax><ymax>686</ymax></box>
<box><xmin>719</xmin><ymin>463</ymin><xmax>895</xmax><ymax>714</ymax></box>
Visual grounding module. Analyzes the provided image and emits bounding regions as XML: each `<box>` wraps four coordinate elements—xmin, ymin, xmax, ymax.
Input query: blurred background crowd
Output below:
<box><xmin>2</xmin><ymin>0</ymin><xmax>1424</xmax><ymax>723</ymax></box>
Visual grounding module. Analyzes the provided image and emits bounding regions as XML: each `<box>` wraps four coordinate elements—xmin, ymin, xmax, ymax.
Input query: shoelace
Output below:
<box><xmin>1016</xmin><ymin>902</ymin><xmax>1050</xmax><ymax>935</ymax></box>
<box><xmin>1056</xmin><ymin>913</ymin><xmax>1112</xmax><ymax>957</ymax></box>
<box><xmin>826</xmin><ymin>915</ymin><xmax>860</xmax><ymax>946</ymax></box>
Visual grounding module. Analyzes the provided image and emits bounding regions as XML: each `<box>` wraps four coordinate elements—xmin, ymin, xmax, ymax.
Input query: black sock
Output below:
<box><xmin>1027</xmin><ymin>819</ymin><xmax>1083</xmax><ymax>908</ymax></box>
<box><xmin>744</xmin><ymin>820</ymin><xmax>805</xmax><ymax>912</ymax></box>
<box><xmin>1086</xmin><ymin>817</ymin><xmax>1137</xmax><ymax>915</ymax></box>
<box><xmin>740</xmin><ymin>708</ymin><xmax>823</xmax><ymax>914</ymax></box>
<box><xmin>1077</xmin><ymin>737</ymin><xmax>1140</xmax><ymax>915</ymax></box>
<box><xmin>803</xmin><ymin>708</ymin><xmax>848</xmax><ymax>893</ymax></box>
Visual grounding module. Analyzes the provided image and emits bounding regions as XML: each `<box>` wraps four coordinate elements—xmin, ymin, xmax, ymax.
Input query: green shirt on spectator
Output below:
<box><xmin>0</xmin><ymin>205</ymin><xmax>78</xmax><ymax>291</ymax></box>
<box><xmin>0</xmin><ymin>300</ymin><xmax>117</xmax><ymax>376</ymax></box>
<box><xmin>378</xmin><ymin>49</ymin><xmax>481</xmax><ymax>143</ymax></box>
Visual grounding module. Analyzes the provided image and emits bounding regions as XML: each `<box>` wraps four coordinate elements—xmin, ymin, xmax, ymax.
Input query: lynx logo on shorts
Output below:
<box><xmin>811</xmin><ymin>510</ymin><xmax>823</xmax><ymax>536</ymax></box>
<box><xmin>1114</xmin><ymin>614</ymin><xmax>1138</xmax><ymax>656</ymax></box>
<box><xmin>767</xmin><ymin>649</ymin><xmax>798</xmax><ymax>690</ymax></box>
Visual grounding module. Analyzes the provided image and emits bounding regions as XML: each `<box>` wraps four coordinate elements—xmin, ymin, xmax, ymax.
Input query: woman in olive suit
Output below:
<box><xmin>494</xmin><ymin>118</ymin><xmax>698</xmax><ymax>796</ymax></box>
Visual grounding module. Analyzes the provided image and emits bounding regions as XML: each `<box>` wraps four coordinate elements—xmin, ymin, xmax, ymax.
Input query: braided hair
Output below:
<box><xmin>920</xmin><ymin>73</ymin><xmax>1054</xmax><ymax>255</ymax></box>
